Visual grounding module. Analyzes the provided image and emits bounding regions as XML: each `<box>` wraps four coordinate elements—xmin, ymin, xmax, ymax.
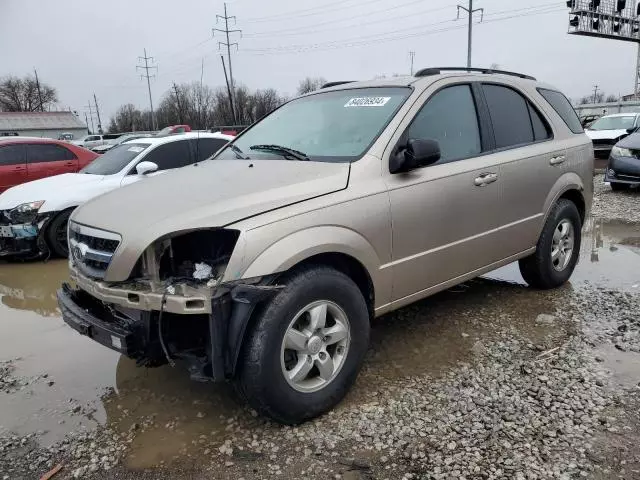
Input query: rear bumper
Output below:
<box><xmin>605</xmin><ymin>155</ymin><xmax>640</xmax><ymax>184</ymax></box>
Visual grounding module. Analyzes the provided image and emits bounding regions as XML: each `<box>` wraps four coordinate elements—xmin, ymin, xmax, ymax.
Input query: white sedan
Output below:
<box><xmin>0</xmin><ymin>132</ymin><xmax>232</xmax><ymax>259</ymax></box>
<box><xmin>585</xmin><ymin>113</ymin><xmax>640</xmax><ymax>158</ymax></box>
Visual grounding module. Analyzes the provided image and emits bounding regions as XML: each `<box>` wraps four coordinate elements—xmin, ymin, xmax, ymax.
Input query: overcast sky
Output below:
<box><xmin>1</xmin><ymin>0</ymin><xmax>638</xmax><ymax>125</ymax></box>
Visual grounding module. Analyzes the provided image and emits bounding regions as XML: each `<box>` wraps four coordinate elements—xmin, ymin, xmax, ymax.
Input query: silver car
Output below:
<box><xmin>58</xmin><ymin>67</ymin><xmax>593</xmax><ymax>424</ymax></box>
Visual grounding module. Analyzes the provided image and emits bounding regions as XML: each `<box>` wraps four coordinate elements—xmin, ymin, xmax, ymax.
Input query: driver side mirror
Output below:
<box><xmin>626</xmin><ymin>127</ymin><xmax>638</xmax><ymax>135</ymax></box>
<box><xmin>390</xmin><ymin>138</ymin><xmax>441</xmax><ymax>174</ymax></box>
<box><xmin>135</xmin><ymin>161</ymin><xmax>159</xmax><ymax>176</ymax></box>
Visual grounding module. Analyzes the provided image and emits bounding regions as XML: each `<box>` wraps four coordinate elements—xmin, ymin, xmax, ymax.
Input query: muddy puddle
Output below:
<box><xmin>0</xmin><ymin>218</ymin><xmax>639</xmax><ymax>467</ymax></box>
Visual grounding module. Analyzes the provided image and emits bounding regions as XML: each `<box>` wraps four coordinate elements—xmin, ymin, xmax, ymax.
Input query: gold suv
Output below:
<box><xmin>58</xmin><ymin>67</ymin><xmax>593</xmax><ymax>424</ymax></box>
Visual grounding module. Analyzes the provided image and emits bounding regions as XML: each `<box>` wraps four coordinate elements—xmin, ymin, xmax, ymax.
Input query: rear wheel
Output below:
<box><xmin>46</xmin><ymin>209</ymin><xmax>73</xmax><ymax>258</ymax></box>
<box><xmin>519</xmin><ymin>199</ymin><xmax>581</xmax><ymax>290</ymax></box>
<box><xmin>237</xmin><ymin>266</ymin><xmax>370</xmax><ymax>424</ymax></box>
<box><xmin>610</xmin><ymin>182</ymin><xmax>631</xmax><ymax>192</ymax></box>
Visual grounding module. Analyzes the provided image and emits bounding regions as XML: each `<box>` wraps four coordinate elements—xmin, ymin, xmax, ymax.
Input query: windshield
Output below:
<box><xmin>80</xmin><ymin>143</ymin><xmax>150</xmax><ymax>175</ymax></box>
<box><xmin>214</xmin><ymin>87</ymin><xmax>411</xmax><ymax>163</ymax></box>
<box><xmin>589</xmin><ymin>116</ymin><xmax>636</xmax><ymax>131</ymax></box>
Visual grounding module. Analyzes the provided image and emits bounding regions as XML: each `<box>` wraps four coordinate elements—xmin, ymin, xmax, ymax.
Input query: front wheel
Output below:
<box><xmin>46</xmin><ymin>209</ymin><xmax>73</xmax><ymax>258</ymax></box>
<box><xmin>519</xmin><ymin>199</ymin><xmax>582</xmax><ymax>290</ymax></box>
<box><xmin>237</xmin><ymin>266</ymin><xmax>370</xmax><ymax>424</ymax></box>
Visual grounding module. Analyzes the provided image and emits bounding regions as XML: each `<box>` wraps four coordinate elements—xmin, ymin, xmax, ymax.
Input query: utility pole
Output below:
<box><xmin>409</xmin><ymin>51</ymin><xmax>416</xmax><ymax>76</ymax></box>
<box><xmin>214</xmin><ymin>3</ymin><xmax>241</xmax><ymax>123</ymax></box>
<box><xmin>84</xmin><ymin>112</ymin><xmax>91</xmax><ymax>134</ymax></box>
<box><xmin>172</xmin><ymin>82</ymin><xmax>184</xmax><ymax>124</ymax></box>
<box><xmin>220</xmin><ymin>55</ymin><xmax>234</xmax><ymax>124</ymax></box>
<box><xmin>84</xmin><ymin>101</ymin><xmax>95</xmax><ymax>133</ymax></box>
<box><xmin>137</xmin><ymin>48</ymin><xmax>158</xmax><ymax>130</ymax></box>
<box><xmin>593</xmin><ymin>85</ymin><xmax>599</xmax><ymax>103</ymax></box>
<box><xmin>93</xmin><ymin>93</ymin><xmax>103</xmax><ymax>133</ymax></box>
<box><xmin>457</xmin><ymin>1</ymin><xmax>484</xmax><ymax>68</ymax></box>
<box><xmin>33</xmin><ymin>68</ymin><xmax>44</xmax><ymax>111</ymax></box>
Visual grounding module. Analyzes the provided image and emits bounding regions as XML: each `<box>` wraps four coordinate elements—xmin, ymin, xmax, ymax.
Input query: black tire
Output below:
<box><xmin>45</xmin><ymin>209</ymin><xmax>73</xmax><ymax>258</ymax></box>
<box><xmin>237</xmin><ymin>265</ymin><xmax>370</xmax><ymax>425</ymax></box>
<box><xmin>519</xmin><ymin>199</ymin><xmax>582</xmax><ymax>290</ymax></box>
<box><xmin>610</xmin><ymin>182</ymin><xmax>630</xmax><ymax>192</ymax></box>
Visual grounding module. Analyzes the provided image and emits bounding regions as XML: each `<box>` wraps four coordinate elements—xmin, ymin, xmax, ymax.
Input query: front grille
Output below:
<box><xmin>0</xmin><ymin>210</ymin><xmax>10</xmax><ymax>226</ymax></box>
<box><xmin>69</xmin><ymin>222</ymin><xmax>121</xmax><ymax>279</ymax></box>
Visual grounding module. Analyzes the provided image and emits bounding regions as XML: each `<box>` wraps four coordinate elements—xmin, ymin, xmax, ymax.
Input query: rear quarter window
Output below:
<box><xmin>538</xmin><ymin>88</ymin><xmax>583</xmax><ymax>134</ymax></box>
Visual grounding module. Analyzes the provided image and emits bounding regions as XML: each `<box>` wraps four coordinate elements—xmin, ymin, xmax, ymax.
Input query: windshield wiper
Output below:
<box><xmin>249</xmin><ymin>144</ymin><xmax>309</xmax><ymax>161</ymax></box>
<box><xmin>229</xmin><ymin>144</ymin><xmax>248</xmax><ymax>160</ymax></box>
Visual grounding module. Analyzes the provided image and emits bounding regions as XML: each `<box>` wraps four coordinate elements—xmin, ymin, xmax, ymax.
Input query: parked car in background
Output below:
<box><xmin>156</xmin><ymin>125</ymin><xmax>191</xmax><ymax>136</ymax></box>
<box><xmin>71</xmin><ymin>133</ymin><xmax>123</xmax><ymax>149</ymax></box>
<box><xmin>57</xmin><ymin>69</ymin><xmax>593</xmax><ymax>425</ymax></box>
<box><xmin>584</xmin><ymin>113</ymin><xmax>640</xmax><ymax>158</ymax></box>
<box><xmin>605</xmin><ymin>132</ymin><xmax>640</xmax><ymax>190</ymax></box>
<box><xmin>0</xmin><ymin>132</ymin><xmax>232</xmax><ymax>259</ymax></box>
<box><xmin>91</xmin><ymin>133</ymin><xmax>153</xmax><ymax>154</ymax></box>
<box><xmin>58</xmin><ymin>133</ymin><xmax>75</xmax><ymax>141</ymax></box>
<box><xmin>0</xmin><ymin>137</ymin><xmax>97</xmax><ymax>193</ymax></box>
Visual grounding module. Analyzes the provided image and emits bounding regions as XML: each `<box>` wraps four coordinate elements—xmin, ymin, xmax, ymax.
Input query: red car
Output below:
<box><xmin>0</xmin><ymin>138</ymin><xmax>98</xmax><ymax>193</ymax></box>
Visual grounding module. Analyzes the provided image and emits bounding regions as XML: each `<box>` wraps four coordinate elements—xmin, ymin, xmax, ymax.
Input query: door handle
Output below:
<box><xmin>550</xmin><ymin>155</ymin><xmax>566</xmax><ymax>166</ymax></box>
<box><xmin>13</xmin><ymin>166</ymin><xmax>24</xmax><ymax>170</ymax></box>
<box><xmin>474</xmin><ymin>173</ymin><xmax>498</xmax><ymax>187</ymax></box>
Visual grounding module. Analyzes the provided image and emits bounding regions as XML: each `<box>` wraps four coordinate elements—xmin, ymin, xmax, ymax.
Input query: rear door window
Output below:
<box><xmin>538</xmin><ymin>88</ymin><xmax>584</xmax><ymax>134</ymax></box>
<box><xmin>407</xmin><ymin>84</ymin><xmax>482</xmax><ymax>163</ymax></box>
<box><xmin>26</xmin><ymin>144</ymin><xmax>76</xmax><ymax>163</ymax></box>
<box><xmin>482</xmin><ymin>84</ymin><xmax>535</xmax><ymax>149</ymax></box>
<box><xmin>191</xmin><ymin>138</ymin><xmax>230</xmax><ymax>161</ymax></box>
<box><xmin>0</xmin><ymin>144</ymin><xmax>26</xmax><ymax>166</ymax></box>
<box><xmin>140</xmin><ymin>140</ymin><xmax>193</xmax><ymax>171</ymax></box>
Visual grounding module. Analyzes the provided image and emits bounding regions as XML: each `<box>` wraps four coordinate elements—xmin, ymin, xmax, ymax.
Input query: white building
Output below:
<box><xmin>0</xmin><ymin>111</ymin><xmax>88</xmax><ymax>140</ymax></box>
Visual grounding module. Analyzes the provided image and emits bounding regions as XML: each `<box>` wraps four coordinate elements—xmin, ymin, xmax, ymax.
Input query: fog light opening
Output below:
<box><xmin>608</xmin><ymin>169</ymin><xmax>616</xmax><ymax>177</ymax></box>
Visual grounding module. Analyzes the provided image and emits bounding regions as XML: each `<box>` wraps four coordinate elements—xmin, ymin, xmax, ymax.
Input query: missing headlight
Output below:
<box><xmin>158</xmin><ymin>229</ymin><xmax>240</xmax><ymax>283</ymax></box>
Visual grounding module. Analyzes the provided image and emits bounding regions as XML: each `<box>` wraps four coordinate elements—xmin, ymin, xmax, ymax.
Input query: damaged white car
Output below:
<box><xmin>0</xmin><ymin>132</ymin><xmax>232</xmax><ymax>258</ymax></box>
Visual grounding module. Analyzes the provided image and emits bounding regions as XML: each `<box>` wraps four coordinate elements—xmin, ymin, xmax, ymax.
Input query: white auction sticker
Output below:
<box><xmin>127</xmin><ymin>146</ymin><xmax>144</xmax><ymax>153</ymax></box>
<box><xmin>344</xmin><ymin>97</ymin><xmax>391</xmax><ymax>107</ymax></box>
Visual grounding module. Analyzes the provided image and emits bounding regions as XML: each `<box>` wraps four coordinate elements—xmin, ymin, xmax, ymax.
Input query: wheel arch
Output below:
<box><xmin>540</xmin><ymin>173</ymin><xmax>587</xmax><ymax>233</ymax></box>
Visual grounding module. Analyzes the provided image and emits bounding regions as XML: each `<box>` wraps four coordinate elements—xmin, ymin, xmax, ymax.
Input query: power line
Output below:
<box><xmin>238</xmin><ymin>6</ymin><xmax>565</xmax><ymax>56</ymax></box>
<box><xmin>213</xmin><ymin>2</ymin><xmax>241</xmax><ymax>124</ymax></box>
<box><xmin>243</xmin><ymin>0</ymin><xmax>395</xmax><ymax>23</ymax></box>
<box><xmin>137</xmin><ymin>48</ymin><xmax>158</xmax><ymax>130</ymax></box>
<box><xmin>244</xmin><ymin>2</ymin><xmax>455</xmax><ymax>36</ymax></box>
<box><xmin>457</xmin><ymin>0</ymin><xmax>485</xmax><ymax>68</ymax></box>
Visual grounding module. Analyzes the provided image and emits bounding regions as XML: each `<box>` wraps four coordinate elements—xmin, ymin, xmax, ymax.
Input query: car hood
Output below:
<box><xmin>73</xmin><ymin>159</ymin><xmax>350</xmax><ymax>243</ymax></box>
<box><xmin>0</xmin><ymin>173</ymin><xmax>106</xmax><ymax>211</ymax></box>
<box><xmin>585</xmin><ymin>129</ymin><xmax>629</xmax><ymax>140</ymax></box>
<box><xmin>615</xmin><ymin>132</ymin><xmax>640</xmax><ymax>149</ymax></box>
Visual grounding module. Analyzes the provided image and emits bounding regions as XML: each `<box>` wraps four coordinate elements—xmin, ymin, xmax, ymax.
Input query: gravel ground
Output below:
<box><xmin>1</xmin><ymin>177</ymin><xmax>640</xmax><ymax>480</ymax></box>
<box><xmin>592</xmin><ymin>174</ymin><xmax>640</xmax><ymax>223</ymax></box>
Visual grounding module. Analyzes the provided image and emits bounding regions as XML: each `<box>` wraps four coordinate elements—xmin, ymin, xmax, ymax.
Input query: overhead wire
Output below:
<box><xmin>238</xmin><ymin>4</ymin><xmax>565</xmax><ymax>55</ymax></box>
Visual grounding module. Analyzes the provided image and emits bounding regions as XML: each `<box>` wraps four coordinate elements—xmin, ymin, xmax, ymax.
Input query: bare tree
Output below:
<box><xmin>605</xmin><ymin>94</ymin><xmax>619</xmax><ymax>103</ymax></box>
<box><xmin>297</xmin><ymin>77</ymin><xmax>326</xmax><ymax>95</ymax></box>
<box><xmin>252</xmin><ymin>88</ymin><xmax>286</xmax><ymax>121</ymax></box>
<box><xmin>107</xmin><ymin>104</ymin><xmax>152</xmax><ymax>132</ymax></box>
<box><xmin>579</xmin><ymin>96</ymin><xmax>592</xmax><ymax>105</ymax></box>
<box><xmin>0</xmin><ymin>75</ymin><xmax>58</xmax><ymax>112</ymax></box>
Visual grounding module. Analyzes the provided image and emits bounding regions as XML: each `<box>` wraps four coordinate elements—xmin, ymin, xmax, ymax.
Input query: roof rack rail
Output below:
<box><xmin>321</xmin><ymin>81</ymin><xmax>356</xmax><ymax>89</ymax></box>
<box><xmin>414</xmin><ymin>67</ymin><xmax>536</xmax><ymax>81</ymax></box>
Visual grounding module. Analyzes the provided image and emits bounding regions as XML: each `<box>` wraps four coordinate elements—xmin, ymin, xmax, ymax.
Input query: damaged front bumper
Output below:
<box><xmin>0</xmin><ymin>212</ymin><xmax>52</xmax><ymax>258</ymax></box>
<box><xmin>58</xmin><ymin>269</ymin><xmax>281</xmax><ymax>382</ymax></box>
